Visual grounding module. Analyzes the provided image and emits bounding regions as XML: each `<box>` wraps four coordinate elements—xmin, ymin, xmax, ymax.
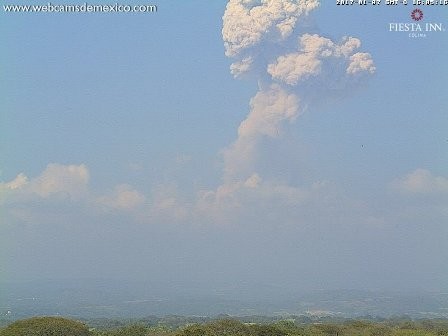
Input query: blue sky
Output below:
<box><xmin>1</xmin><ymin>1</ymin><xmax>447</xmax><ymax>293</ymax></box>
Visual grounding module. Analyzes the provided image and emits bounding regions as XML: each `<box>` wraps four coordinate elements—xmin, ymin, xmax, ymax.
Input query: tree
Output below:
<box><xmin>112</xmin><ymin>324</ymin><xmax>148</xmax><ymax>336</ymax></box>
<box><xmin>208</xmin><ymin>319</ymin><xmax>251</xmax><ymax>336</ymax></box>
<box><xmin>175</xmin><ymin>323</ymin><xmax>217</xmax><ymax>336</ymax></box>
<box><xmin>250</xmin><ymin>324</ymin><xmax>287</xmax><ymax>336</ymax></box>
<box><xmin>0</xmin><ymin>316</ymin><xmax>90</xmax><ymax>336</ymax></box>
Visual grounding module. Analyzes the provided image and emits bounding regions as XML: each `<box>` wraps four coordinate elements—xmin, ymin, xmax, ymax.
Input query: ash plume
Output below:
<box><xmin>222</xmin><ymin>0</ymin><xmax>375</xmax><ymax>181</ymax></box>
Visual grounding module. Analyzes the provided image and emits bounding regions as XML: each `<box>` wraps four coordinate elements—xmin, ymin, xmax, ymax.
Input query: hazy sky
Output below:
<box><xmin>1</xmin><ymin>1</ymin><xmax>447</xmax><ymax>294</ymax></box>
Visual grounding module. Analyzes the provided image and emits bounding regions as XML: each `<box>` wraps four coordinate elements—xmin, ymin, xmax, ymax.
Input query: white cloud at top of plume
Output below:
<box><xmin>267</xmin><ymin>34</ymin><xmax>375</xmax><ymax>85</ymax></box>
<box><xmin>222</xmin><ymin>0</ymin><xmax>320</xmax><ymax>58</ymax></box>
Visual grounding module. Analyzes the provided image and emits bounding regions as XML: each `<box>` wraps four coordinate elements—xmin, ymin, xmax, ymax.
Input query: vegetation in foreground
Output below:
<box><xmin>1</xmin><ymin>316</ymin><xmax>448</xmax><ymax>336</ymax></box>
<box><xmin>0</xmin><ymin>316</ymin><xmax>90</xmax><ymax>336</ymax></box>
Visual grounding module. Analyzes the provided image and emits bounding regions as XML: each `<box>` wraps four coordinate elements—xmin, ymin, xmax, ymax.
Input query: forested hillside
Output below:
<box><xmin>2</xmin><ymin>317</ymin><xmax>448</xmax><ymax>336</ymax></box>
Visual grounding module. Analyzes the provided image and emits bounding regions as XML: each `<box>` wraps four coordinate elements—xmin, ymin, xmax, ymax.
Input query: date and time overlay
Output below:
<box><xmin>335</xmin><ymin>0</ymin><xmax>447</xmax><ymax>38</ymax></box>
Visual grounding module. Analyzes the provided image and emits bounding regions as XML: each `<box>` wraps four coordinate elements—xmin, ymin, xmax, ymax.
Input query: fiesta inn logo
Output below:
<box><xmin>389</xmin><ymin>9</ymin><xmax>446</xmax><ymax>38</ymax></box>
<box><xmin>411</xmin><ymin>8</ymin><xmax>423</xmax><ymax>21</ymax></box>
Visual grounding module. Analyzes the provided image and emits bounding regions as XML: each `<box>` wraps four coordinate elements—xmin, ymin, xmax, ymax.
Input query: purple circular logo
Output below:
<box><xmin>411</xmin><ymin>9</ymin><xmax>423</xmax><ymax>21</ymax></box>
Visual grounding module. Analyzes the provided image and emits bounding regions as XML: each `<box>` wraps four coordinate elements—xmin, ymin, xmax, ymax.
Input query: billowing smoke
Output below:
<box><xmin>222</xmin><ymin>0</ymin><xmax>375</xmax><ymax>181</ymax></box>
<box><xmin>223</xmin><ymin>84</ymin><xmax>300</xmax><ymax>179</ymax></box>
<box><xmin>222</xmin><ymin>0</ymin><xmax>320</xmax><ymax>62</ymax></box>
